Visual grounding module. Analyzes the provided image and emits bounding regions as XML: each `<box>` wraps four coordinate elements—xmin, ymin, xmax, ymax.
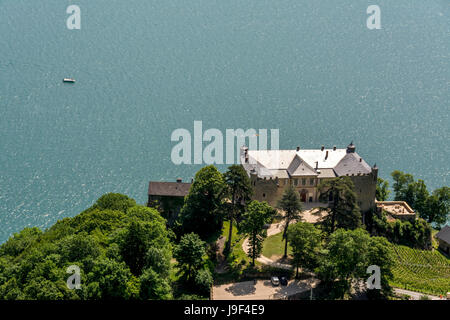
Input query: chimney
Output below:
<box><xmin>191</xmin><ymin>178</ymin><xmax>194</xmax><ymax>183</ymax></box>
<box><xmin>359</xmin><ymin>158</ymin><xmax>362</xmax><ymax>162</ymax></box>
<box><xmin>325</xmin><ymin>151</ymin><xmax>329</xmax><ymax>160</ymax></box>
<box><xmin>321</xmin><ymin>145</ymin><xmax>325</xmax><ymax>151</ymax></box>
<box><xmin>333</xmin><ymin>146</ymin><xmax>336</xmax><ymax>151</ymax></box>
<box><xmin>176</xmin><ymin>178</ymin><xmax>182</xmax><ymax>183</ymax></box>
<box><xmin>296</xmin><ymin>146</ymin><xmax>300</xmax><ymax>151</ymax></box>
<box><xmin>315</xmin><ymin>161</ymin><xmax>318</xmax><ymax>170</ymax></box>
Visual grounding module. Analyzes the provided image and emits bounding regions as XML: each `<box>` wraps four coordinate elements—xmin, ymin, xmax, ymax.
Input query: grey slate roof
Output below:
<box><xmin>333</xmin><ymin>152</ymin><xmax>372</xmax><ymax>176</ymax></box>
<box><xmin>287</xmin><ymin>155</ymin><xmax>318</xmax><ymax>177</ymax></box>
<box><xmin>148</xmin><ymin>181</ymin><xmax>191</xmax><ymax>197</ymax></box>
<box><xmin>241</xmin><ymin>144</ymin><xmax>374</xmax><ymax>180</ymax></box>
<box><xmin>435</xmin><ymin>225</ymin><xmax>450</xmax><ymax>245</ymax></box>
<box><xmin>317</xmin><ymin>168</ymin><xmax>337</xmax><ymax>179</ymax></box>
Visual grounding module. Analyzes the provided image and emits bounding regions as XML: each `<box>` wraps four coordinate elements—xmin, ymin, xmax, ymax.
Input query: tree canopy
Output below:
<box><xmin>177</xmin><ymin>165</ymin><xmax>227</xmax><ymax>240</ymax></box>
<box><xmin>288</xmin><ymin>222</ymin><xmax>323</xmax><ymax>278</ymax></box>
<box><xmin>318</xmin><ymin>228</ymin><xmax>394</xmax><ymax>299</ymax></box>
<box><xmin>223</xmin><ymin>165</ymin><xmax>253</xmax><ymax>253</ymax></box>
<box><xmin>376</xmin><ymin>177</ymin><xmax>390</xmax><ymax>201</ymax></box>
<box><xmin>390</xmin><ymin>171</ymin><xmax>449</xmax><ymax>226</ymax></box>
<box><xmin>239</xmin><ymin>201</ymin><xmax>275</xmax><ymax>266</ymax></box>
<box><xmin>317</xmin><ymin>177</ymin><xmax>362</xmax><ymax>233</ymax></box>
<box><xmin>0</xmin><ymin>193</ymin><xmax>172</xmax><ymax>300</ymax></box>
<box><xmin>277</xmin><ymin>185</ymin><xmax>303</xmax><ymax>258</ymax></box>
<box><xmin>173</xmin><ymin>233</ymin><xmax>206</xmax><ymax>281</ymax></box>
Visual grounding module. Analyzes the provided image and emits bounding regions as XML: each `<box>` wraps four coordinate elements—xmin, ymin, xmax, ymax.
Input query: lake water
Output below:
<box><xmin>0</xmin><ymin>1</ymin><xmax>448</xmax><ymax>243</ymax></box>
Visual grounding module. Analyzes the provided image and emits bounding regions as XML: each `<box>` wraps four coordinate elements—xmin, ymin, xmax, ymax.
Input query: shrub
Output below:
<box><xmin>194</xmin><ymin>269</ymin><xmax>213</xmax><ymax>295</ymax></box>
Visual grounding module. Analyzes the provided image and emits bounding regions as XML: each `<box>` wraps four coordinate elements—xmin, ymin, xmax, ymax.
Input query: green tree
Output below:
<box><xmin>139</xmin><ymin>268</ymin><xmax>172</xmax><ymax>300</ymax></box>
<box><xmin>0</xmin><ymin>227</ymin><xmax>42</xmax><ymax>257</ymax></box>
<box><xmin>423</xmin><ymin>187</ymin><xmax>449</xmax><ymax>226</ymax></box>
<box><xmin>223</xmin><ymin>165</ymin><xmax>253</xmax><ymax>253</ymax></box>
<box><xmin>376</xmin><ymin>178</ymin><xmax>390</xmax><ymax>201</ymax></box>
<box><xmin>82</xmin><ymin>257</ymin><xmax>134</xmax><ymax>299</ymax></box>
<box><xmin>0</xmin><ymin>194</ymin><xmax>176</xmax><ymax>301</ymax></box>
<box><xmin>23</xmin><ymin>277</ymin><xmax>65</xmax><ymax>300</ymax></box>
<box><xmin>173</xmin><ymin>233</ymin><xmax>206</xmax><ymax>281</ymax></box>
<box><xmin>57</xmin><ymin>234</ymin><xmax>101</xmax><ymax>263</ymax></box>
<box><xmin>239</xmin><ymin>201</ymin><xmax>275</xmax><ymax>265</ymax></box>
<box><xmin>94</xmin><ymin>193</ymin><xmax>136</xmax><ymax>213</ymax></box>
<box><xmin>277</xmin><ymin>185</ymin><xmax>303</xmax><ymax>258</ymax></box>
<box><xmin>407</xmin><ymin>179</ymin><xmax>429</xmax><ymax>217</ymax></box>
<box><xmin>366</xmin><ymin>236</ymin><xmax>394</xmax><ymax>299</ymax></box>
<box><xmin>288</xmin><ymin>222</ymin><xmax>322</xmax><ymax>278</ymax></box>
<box><xmin>390</xmin><ymin>171</ymin><xmax>448</xmax><ymax>226</ymax></box>
<box><xmin>318</xmin><ymin>228</ymin><xmax>371</xmax><ymax>298</ymax></box>
<box><xmin>391</xmin><ymin>171</ymin><xmax>414</xmax><ymax>202</ymax></box>
<box><xmin>317</xmin><ymin>177</ymin><xmax>361</xmax><ymax>234</ymax></box>
<box><xmin>119</xmin><ymin>217</ymin><xmax>171</xmax><ymax>276</ymax></box>
<box><xmin>178</xmin><ymin>165</ymin><xmax>227</xmax><ymax>240</ymax></box>
<box><xmin>194</xmin><ymin>269</ymin><xmax>213</xmax><ymax>295</ymax></box>
<box><xmin>145</xmin><ymin>247</ymin><xmax>171</xmax><ymax>278</ymax></box>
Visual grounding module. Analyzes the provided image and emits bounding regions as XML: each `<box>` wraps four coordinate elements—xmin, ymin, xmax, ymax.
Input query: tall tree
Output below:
<box><xmin>239</xmin><ymin>201</ymin><xmax>275</xmax><ymax>266</ymax></box>
<box><xmin>317</xmin><ymin>228</ymin><xmax>371</xmax><ymax>299</ymax></box>
<box><xmin>119</xmin><ymin>218</ymin><xmax>170</xmax><ymax>276</ymax></box>
<box><xmin>423</xmin><ymin>187</ymin><xmax>449</xmax><ymax>226</ymax></box>
<box><xmin>318</xmin><ymin>228</ymin><xmax>394</xmax><ymax>299</ymax></box>
<box><xmin>366</xmin><ymin>236</ymin><xmax>395</xmax><ymax>299</ymax></box>
<box><xmin>317</xmin><ymin>176</ymin><xmax>361</xmax><ymax>234</ymax></box>
<box><xmin>413</xmin><ymin>180</ymin><xmax>429</xmax><ymax>217</ymax></box>
<box><xmin>389</xmin><ymin>171</ymin><xmax>448</xmax><ymax>226</ymax></box>
<box><xmin>391</xmin><ymin>170</ymin><xmax>414</xmax><ymax>201</ymax></box>
<box><xmin>173</xmin><ymin>233</ymin><xmax>206</xmax><ymax>281</ymax></box>
<box><xmin>277</xmin><ymin>185</ymin><xmax>303</xmax><ymax>258</ymax></box>
<box><xmin>223</xmin><ymin>165</ymin><xmax>253</xmax><ymax>253</ymax></box>
<box><xmin>376</xmin><ymin>177</ymin><xmax>390</xmax><ymax>201</ymax></box>
<box><xmin>288</xmin><ymin>222</ymin><xmax>322</xmax><ymax>278</ymax></box>
<box><xmin>178</xmin><ymin>165</ymin><xmax>227</xmax><ymax>240</ymax></box>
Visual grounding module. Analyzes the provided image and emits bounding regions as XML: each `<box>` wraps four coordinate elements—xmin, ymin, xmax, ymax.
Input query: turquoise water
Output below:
<box><xmin>0</xmin><ymin>1</ymin><xmax>448</xmax><ymax>243</ymax></box>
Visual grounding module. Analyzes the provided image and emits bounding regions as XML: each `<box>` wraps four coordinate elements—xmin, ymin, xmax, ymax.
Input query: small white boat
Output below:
<box><xmin>63</xmin><ymin>78</ymin><xmax>76</xmax><ymax>83</ymax></box>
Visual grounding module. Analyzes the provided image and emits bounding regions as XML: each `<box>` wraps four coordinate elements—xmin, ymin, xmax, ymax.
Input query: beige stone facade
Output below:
<box><xmin>241</xmin><ymin>143</ymin><xmax>377</xmax><ymax>213</ymax></box>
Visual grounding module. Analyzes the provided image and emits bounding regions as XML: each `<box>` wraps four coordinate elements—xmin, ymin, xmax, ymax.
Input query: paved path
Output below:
<box><xmin>393</xmin><ymin>288</ymin><xmax>445</xmax><ymax>300</ymax></box>
<box><xmin>241</xmin><ymin>207</ymin><xmax>326</xmax><ymax>269</ymax></box>
<box><xmin>242</xmin><ymin>222</ymin><xmax>292</xmax><ymax>269</ymax></box>
<box><xmin>212</xmin><ymin>278</ymin><xmax>319</xmax><ymax>300</ymax></box>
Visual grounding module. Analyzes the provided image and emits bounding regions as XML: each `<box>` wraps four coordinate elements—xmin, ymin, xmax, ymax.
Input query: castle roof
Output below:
<box><xmin>242</xmin><ymin>143</ymin><xmax>373</xmax><ymax>180</ymax></box>
<box><xmin>334</xmin><ymin>152</ymin><xmax>372</xmax><ymax>176</ymax></box>
<box><xmin>287</xmin><ymin>155</ymin><xmax>318</xmax><ymax>177</ymax></box>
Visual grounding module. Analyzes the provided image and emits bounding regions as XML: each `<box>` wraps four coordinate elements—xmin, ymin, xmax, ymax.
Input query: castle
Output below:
<box><xmin>240</xmin><ymin>142</ymin><xmax>378</xmax><ymax>213</ymax></box>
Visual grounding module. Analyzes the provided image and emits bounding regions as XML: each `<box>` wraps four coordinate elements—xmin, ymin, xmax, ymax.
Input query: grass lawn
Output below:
<box><xmin>262</xmin><ymin>232</ymin><xmax>292</xmax><ymax>260</ymax></box>
<box><xmin>221</xmin><ymin>221</ymin><xmax>238</xmax><ymax>241</ymax></box>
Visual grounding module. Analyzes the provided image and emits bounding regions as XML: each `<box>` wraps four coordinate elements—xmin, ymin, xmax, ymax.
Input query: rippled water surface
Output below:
<box><xmin>0</xmin><ymin>1</ymin><xmax>449</xmax><ymax>242</ymax></box>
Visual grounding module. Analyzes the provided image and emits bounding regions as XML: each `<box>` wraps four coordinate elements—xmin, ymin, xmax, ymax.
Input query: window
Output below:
<box><xmin>310</xmin><ymin>178</ymin><xmax>314</xmax><ymax>186</ymax></box>
<box><xmin>302</xmin><ymin>178</ymin><xmax>306</xmax><ymax>186</ymax></box>
<box><xmin>294</xmin><ymin>179</ymin><xmax>298</xmax><ymax>186</ymax></box>
<box><xmin>263</xmin><ymin>193</ymin><xmax>266</xmax><ymax>198</ymax></box>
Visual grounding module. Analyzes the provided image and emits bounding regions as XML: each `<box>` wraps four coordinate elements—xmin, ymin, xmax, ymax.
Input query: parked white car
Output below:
<box><xmin>271</xmin><ymin>276</ymin><xmax>280</xmax><ymax>286</ymax></box>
